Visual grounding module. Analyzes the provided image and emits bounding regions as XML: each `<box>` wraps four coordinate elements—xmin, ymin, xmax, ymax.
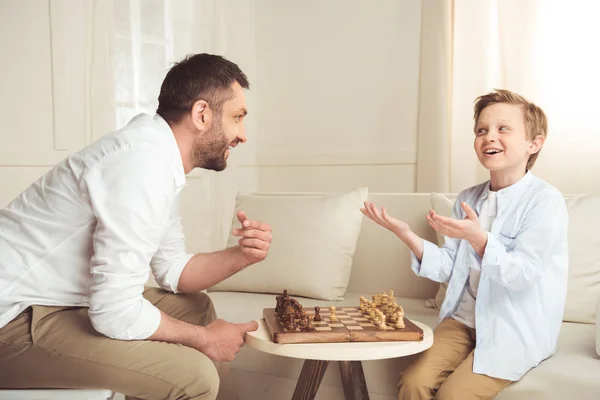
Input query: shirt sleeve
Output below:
<box><xmin>150</xmin><ymin>194</ymin><xmax>194</xmax><ymax>294</ymax></box>
<box><xmin>411</xmin><ymin>194</ymin><xmax>464</xmax><ymax>283</ymax></box>
<box><xmin>83</xmin><ymin>148</ymin><xmax>174</xmax><ymax>340</ymax></box>
<box><xmin>481</xmin><ymin>190</ymin><xmax>569</xmax><ymax>290</ymax></box>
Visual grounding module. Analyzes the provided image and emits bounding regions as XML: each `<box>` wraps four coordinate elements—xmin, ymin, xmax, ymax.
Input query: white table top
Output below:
<box><xmin>245</xmin><ymin>318</ymin><xmax>433</xmax><ymax>361</ymax></box>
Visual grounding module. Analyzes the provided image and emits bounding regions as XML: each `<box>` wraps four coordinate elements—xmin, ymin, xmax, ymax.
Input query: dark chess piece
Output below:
<box><xmin>285</xmin><ymin>305</ymin><xmax>295</xmax><ymax>321</ymax></box>
<box><xmin>313</xmin><ymin>306</ymin><xmax>322</xmax><ymax>321</ymax></box>
<box><xmin>287</xmin><ymin>316</ymin><xmax>296</xmax><ymax>331</ymax></box>
<box><xmin>298</xmin><ymin>315</ymin><xmax>308</xmax><ymax>330</ymax></box>
<box><xmin>275</xmin><ymin>294</ymin><xmax>284</xmax><ymax>315</ymax></box>
<box><xmin>294</xmin><ymin>304</ymin><xmax>303</xmax><ymax>319</ymax></box>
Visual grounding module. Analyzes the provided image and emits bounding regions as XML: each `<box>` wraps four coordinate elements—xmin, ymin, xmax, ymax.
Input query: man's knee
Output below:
<box><xmin>397</xmin><ymin>362</ymin><xmax>436</xmax><ymax>400</ymax></box>
<box><xmin>185</xmin><ymin>360</ymin><xmax>220</xmax><ymax>400</ymax></box>
<box><xmin>165</xmin><ymin>352</ymin><xmax>220</xmax><ymax>400</ymax></box>
<box><xmin>185</xmin><ymin>291</ymin><xmax>217</xmax><ymax>325</ymax></box>
<box><xmin>434</xmin><ymin>380</ymin><xmax>461</xmax><ymax>400</ymax></box>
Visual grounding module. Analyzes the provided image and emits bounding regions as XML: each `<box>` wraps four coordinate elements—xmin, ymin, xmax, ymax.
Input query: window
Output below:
<box><xmin>113</xmin><ymin>0</ymin><xmax>172</xmax><ymax>128</ymax></box>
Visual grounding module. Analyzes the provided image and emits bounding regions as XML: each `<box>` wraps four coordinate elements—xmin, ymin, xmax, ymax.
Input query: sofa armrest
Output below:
<box><xmin>597</xmin><ymin>296</ymin><xmax>600</xmax><ymax>357</ymax></box>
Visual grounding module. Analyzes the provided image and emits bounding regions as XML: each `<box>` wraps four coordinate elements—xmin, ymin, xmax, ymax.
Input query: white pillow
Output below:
<box><xmin>563</xmin><ymin>194</ymin><xmax>600</xmax><ymax>324</ymax></box>
<box><xmin>426</xmin><ymin>193</ymin><xmax>456</xmax><ymax>309</ymax></box>
<box><xmin>209</xmin><ymin>187</ymin><xmax>368</xmax><ymax>300</ymax></box>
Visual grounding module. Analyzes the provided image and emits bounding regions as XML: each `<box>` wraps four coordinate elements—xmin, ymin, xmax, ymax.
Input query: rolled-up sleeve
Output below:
<box><xmin>481</xmin><ymin>191</ymin><xmax>568</xmax><ymax>290</ymax></box>
<box><xmin>150</xmin><ymin>194</ymin><xmax>194</xmax><ymax>293</ymax></box>
<box><xmin>83</xmin><ymin>148</ymin><xmax>174</xmax><ymax>340</ymax></box>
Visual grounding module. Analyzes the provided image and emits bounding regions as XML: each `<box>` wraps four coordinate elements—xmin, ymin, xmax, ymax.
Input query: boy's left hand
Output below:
<box><xmin>426</xmin><ymin>202</ymin><xmax>486</xmax><ymax>244</ymax></box>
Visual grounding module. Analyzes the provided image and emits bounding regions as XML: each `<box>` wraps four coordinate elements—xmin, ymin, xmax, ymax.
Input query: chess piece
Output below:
<box><xmin>276</xmin><ymin>292</ymin><xmax>284</xmax><ymax>314</ymax></box>
<box><xmin>329</xmin><ymin>306</ymin><xmax>338</xmax><ymax>322</ymax></box>
<box><xmin>313</xmin><ymin>306</ymin><xmax>322</xmax><ymax>321</ymax></box>
<box><xmin>287</xmin><ymin>316</ymin><xmax>296</xmax><ymax>330</ymax></box>
<box><xmin>394</xmin><ymin>310</ymin><xmax>405</xmax><ymax>329</ymax></box>
<box><xmin>368</xmin><ymin>307</ymin><xmax>375</xmax><ymax>320</ymax></box>
<box><xmin>306</xmin><ymin>315</ymin><xmax>315</xmax><ymax>331</ymax></box>
<box><xmin>298</xmin><ymin>315</ymin><xmax>308</xmax><ymax>330</ymax></box>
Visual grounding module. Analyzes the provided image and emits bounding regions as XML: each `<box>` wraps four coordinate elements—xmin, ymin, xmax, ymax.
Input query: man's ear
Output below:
<box><xmin>191</xmin><ymin>100</ymin><xmax>211</xmax><ymax>131</ymax></box>
<box><xmin>528</xmin><ymin>135</ymin><xmax>545</xmax><ymax>155</ymax></box>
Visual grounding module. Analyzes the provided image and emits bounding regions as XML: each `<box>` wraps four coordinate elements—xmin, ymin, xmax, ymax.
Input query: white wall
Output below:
<box><xmin>253</xmin><ymin>0</ymin><xmax>422</xmax><ymax>193</ymax></box>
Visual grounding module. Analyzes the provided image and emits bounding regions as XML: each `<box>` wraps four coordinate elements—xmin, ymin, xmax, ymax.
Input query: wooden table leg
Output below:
<box><xmin>339</xmin><ymin>361</ymin><xmax>370</xmax><ymax>400</ymax></box>
<box><xmin>291</xmin><ymin>359</ymin><xmax>330</xmax><ymax>400</ymax></box>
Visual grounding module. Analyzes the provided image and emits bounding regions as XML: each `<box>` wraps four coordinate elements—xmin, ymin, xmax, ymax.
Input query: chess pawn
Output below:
<box><xmin>397</xmin><ymin>305</ymin><xmax>405</xmax><ymax>319</ymax></box>
<box><xmin>313</xmin><ymin>306</ymin><xmax>322</xmax><ymax>321</ymax></box>
<box><xmin>287</xmin><ymin>316</ymin><xmax>297</xmax><ymax>330</ymax></box>
<box><xmin>394</xmin><ymin>310</ymin><xmax>405</xmax><ymax>329</ymax></box>
<box><xmin>306</xmin><ymin>315</ymin><xmax>315</xmax><ymax>331</ymax></box>
<box><xmin>368</xmin><ymin>307</ymin><xmax>375</xmax><ymax>320</ymax></box>
<box><xmin>298</xmin><ymin>315</ymin><xmax>308</xmax><ymax>330</ymax></box>
<box><xmin>329</xmin><ymin>306</ymin><xmax>338</xmax><ymax>322</ymax></box>
<box><xmin>375</xmin><ymin>315</ymin><xmax>386</xmax><ymax>330</ymax></box>
<box><xmin>388</xmin><ymin>289</ymin><xmax>394</xmax><ymax>299</ymax></box>
<box><xmin>381</xmin><ymin>293</ymin><xmax>389</xmax><ymax>305</ymax></box>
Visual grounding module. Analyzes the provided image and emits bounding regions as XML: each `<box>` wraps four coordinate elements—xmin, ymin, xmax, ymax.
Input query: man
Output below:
<box><xmin>0</xmin><ymin>54</ymin><xmax>271</xmax><ymax>400</ymax></box>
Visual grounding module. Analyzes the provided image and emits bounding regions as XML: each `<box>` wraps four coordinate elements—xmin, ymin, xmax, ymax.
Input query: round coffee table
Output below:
<box><xmin>246</xmin><ymin>318</ymin><xmax>433</xmax><ymax>400</ymax></box>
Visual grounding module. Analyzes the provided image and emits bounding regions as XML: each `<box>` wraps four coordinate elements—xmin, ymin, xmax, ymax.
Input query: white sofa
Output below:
<box><xmin>206</xmin><ymin>193</ymin><xmax>600</xmax><ymax>400</ymax></box>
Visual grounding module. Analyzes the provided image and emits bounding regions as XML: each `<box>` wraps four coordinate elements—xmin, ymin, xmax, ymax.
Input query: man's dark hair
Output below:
<box><xmin>156</xmin><ymin>53</ymin><xmax>249</xmax><ymax>124</ymax></box>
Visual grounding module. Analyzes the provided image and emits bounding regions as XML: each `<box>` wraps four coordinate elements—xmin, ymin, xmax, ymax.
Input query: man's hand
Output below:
<box><xmin>232</xmin><ymin>211</ymin><xmax>272</xmax><ymax>264</ymax></box>
<box><xmin>196</xmin><ymin>319</ymin><xmax>259</xmax><ymax>362</ymax></box>
<box><xmin>426</xmin><ymin>201</ymin><xmax>488</xmax><ymax>256</ymax></box>
<box><xmin>361</xmin><ymin>201</ymin><xmax>411</xmax><ymax>238</ymax></box>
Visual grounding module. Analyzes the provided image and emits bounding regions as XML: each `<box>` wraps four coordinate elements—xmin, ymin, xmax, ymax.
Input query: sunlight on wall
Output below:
<box><xmin>529</xmin><ymin>0</ymin><xmax>600</xmax><ymax>192</ymax></box>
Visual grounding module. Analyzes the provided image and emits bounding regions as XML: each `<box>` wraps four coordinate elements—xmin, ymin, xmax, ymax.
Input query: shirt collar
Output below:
<box><xmin>478</xmin><ymin>171</ymin><xmax>534</xmax><ymax>207</ymax></box>
<box><xmin>153</xmin><ymin>114</ymin><xmax>186</xmax><ymax>188</ymax></box>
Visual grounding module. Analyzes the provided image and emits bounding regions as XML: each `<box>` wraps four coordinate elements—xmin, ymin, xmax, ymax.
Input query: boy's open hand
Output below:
<box><xmin>361</xmin><ymin>201</ymin><xmax>410</xmax><ymax>237</ymax></box>
<box><xmin>426</xmin><ymin>201</ymin><xmax>486</xmax><ymax>243</ymax></box>
<box><xmin>232</xmin><ymin>211</ymin><xmax>272</xmax><ymax>264</ymax></box>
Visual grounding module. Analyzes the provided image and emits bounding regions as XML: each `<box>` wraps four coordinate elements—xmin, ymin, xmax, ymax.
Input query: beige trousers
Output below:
<box><xmin>398</xmin><ymin>318</ymin><xmax>512</xmax><ymax>400</ymax></box>
<box><xmin>0</xmin><ymin>288</ymin><xmax>220</xmax><ymax>400</ymax></box>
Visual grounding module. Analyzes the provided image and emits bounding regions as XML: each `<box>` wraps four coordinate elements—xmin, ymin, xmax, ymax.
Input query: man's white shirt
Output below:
<box><xmin>0</xmin><ymin>114</ymin><xmax>193</xmax><ymax>340</ymax></box>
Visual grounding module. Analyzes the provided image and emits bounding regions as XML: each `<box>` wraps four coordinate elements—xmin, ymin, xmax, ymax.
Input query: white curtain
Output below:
<box><xmin>418</xmin><ymin>0</ymin><xmax>600</xmax><ymax>194</ymax></box>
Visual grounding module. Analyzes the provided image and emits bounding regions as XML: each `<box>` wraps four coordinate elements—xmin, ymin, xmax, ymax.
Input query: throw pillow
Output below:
<box><xmin>209</xmin><ymin>187</ymin><xmax>368</xmax><ymax>300</ymax></box>
<box><xmin>563</xmin><ymin>194</ymin><xmax>600</xmax><ymax>324</ymax></box>
<box><xmin>426</xmin><ymin>193</ymin><xmax>457</xmax><ymax>309</ymax></box>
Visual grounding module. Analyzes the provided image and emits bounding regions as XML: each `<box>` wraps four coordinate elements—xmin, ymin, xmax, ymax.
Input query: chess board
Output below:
<box><xmin>263</xmin><ymin>307</ymin><xmax>424</xmax><ymax>344</ymax></box>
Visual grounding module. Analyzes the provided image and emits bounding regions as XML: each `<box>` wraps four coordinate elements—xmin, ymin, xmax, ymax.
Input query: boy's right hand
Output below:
<box><xmin>361</xmin><ymin>201</ymin><xmax>410</xmax><ymax>238</ymax></box>
<box><xmin>196</xmin><ymin>319</ymin><xmax>258</xmax><ymax>362</ymax></box>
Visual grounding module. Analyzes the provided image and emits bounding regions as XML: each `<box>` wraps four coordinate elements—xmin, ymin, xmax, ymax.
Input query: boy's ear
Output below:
<box><xmin>528</xmin><ymin>135</ymin><xmax>545</xmax><ymax>155</ymax></box>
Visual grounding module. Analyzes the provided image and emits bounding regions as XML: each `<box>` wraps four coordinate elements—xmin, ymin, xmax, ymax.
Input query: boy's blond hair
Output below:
<box><xmin>473</xmin><ymin>89</ymin><xmax>548</xmax><ymax>170</ymax></box>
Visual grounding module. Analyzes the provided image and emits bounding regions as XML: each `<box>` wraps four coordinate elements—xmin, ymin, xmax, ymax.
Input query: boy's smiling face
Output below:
<box><xmin>474</xmin><ymin>103</ymin><xmax>544</xmax><ymax>183</ymax></box>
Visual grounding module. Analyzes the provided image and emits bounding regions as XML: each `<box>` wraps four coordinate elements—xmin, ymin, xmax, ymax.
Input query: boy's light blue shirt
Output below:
<box><xmin>411</xmin><ymin>172</ymin><xmax>569</xmax><ymax>381</ymax></box>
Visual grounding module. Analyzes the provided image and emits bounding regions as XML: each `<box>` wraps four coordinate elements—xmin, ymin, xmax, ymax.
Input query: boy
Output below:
<box><xmin>361</xmin><ymin>89</ymin><xmax>568</xmax><ymax>399</ymax></box>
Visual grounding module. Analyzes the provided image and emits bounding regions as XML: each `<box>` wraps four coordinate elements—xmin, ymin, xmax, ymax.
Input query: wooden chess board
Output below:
<box><xmin>263</xmin><ymin>307</ymin><xmax>424</xmax><ymax>344</ymax></box>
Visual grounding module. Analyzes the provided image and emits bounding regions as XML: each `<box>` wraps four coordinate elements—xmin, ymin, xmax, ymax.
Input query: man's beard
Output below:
<box><xmin>191</xmin><ymin>120</ymin><xmax>230</xmax><ymax>172</ymax></box>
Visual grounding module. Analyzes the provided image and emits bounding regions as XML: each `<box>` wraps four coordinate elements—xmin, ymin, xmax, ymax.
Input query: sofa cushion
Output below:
<box><xmin>209</xmin><ymin>187</ymin><xmax>368</xmax><ymax>300</ymax></box>
<box><xmin>427</xmin><ymin>193</ymin><xmax>456</xmax><ymax>309</ymax></box>
<box><xmin>497</xmin><ymin>321</ymin><xmax>600</xmax><ymax>399</ymax></box>
<box><xmin>597</xmin><ymin>296</ymin><xmax>600</xmax><ymax>357</ymax></box>
<box><xmin>563</xmin><ymin>195</ymin><xmax>600</xmax><ymax>323</ymax></box>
